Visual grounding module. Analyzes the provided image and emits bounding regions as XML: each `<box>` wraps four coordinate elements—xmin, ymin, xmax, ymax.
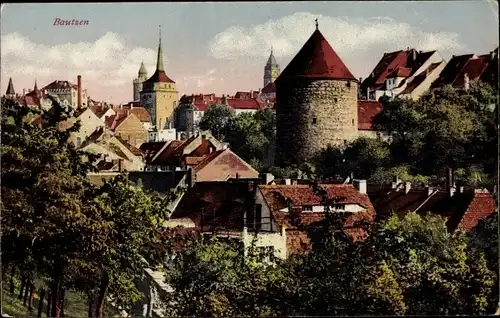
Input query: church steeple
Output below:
<box><xmin>139</xmin><ymin>61</ymin><xmax>147</xmax><ymax>77</ymax></box>
<box><xmin>34</xmin><ymin>79</ymin><xmax>38</xmax><ymax>91</ymax></box>
<box><xmin>156</xmin><ymin>25</ymin><xmax>165</xmax><ymax>72</ymax></box>
<box><xmin>264</xmin><ymin>47</ymin><xmax>280</xmax><ymax>88</ymax></box>
<box><xmin>266</xmin><ymin>47</ymin><xmax>278</xmax><ymax>67</ymax></box>
<box><xmin>6</xmin><ymin>77</ymin><xmax>15</xmax><ymax>96</ymax></box>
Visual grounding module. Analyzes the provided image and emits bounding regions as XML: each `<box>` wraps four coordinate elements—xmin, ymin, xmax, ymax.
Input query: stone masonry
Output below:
<box><xmin>275</xmin><ymin>78</ymin><xmax>359</xmax><ymax>166</ymax></box>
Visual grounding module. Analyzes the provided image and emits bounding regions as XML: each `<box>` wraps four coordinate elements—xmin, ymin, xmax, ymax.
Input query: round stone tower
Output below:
<box><xmin>274</xmin><ymin>21</ymin><xmax>359</xmax><ymax>167</ymax></box>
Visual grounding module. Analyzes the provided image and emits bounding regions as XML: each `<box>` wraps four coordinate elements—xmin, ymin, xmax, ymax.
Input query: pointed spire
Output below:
<box><xmin>139</xmin><ymin>61</ymin><xmax>147</xmax><ymax>76</ymax></box>
<box><xmin>156</xmin><ymin>25</ymin><xmax>165</xmax><ymax>72</ymax></box>
<box><xmin>34</xmin><ymin>79</ymin><xmax>38</xmax><ymax>91</ymax></box>
<box><xmin>6</xmin><ymin>77</ymin><xmax>15</xmax><ymax>95</ymax></box>
<box><xmin>266</xmin><ymin>47</ymin><xmax>278</xmax><ymax>66</ymax></box>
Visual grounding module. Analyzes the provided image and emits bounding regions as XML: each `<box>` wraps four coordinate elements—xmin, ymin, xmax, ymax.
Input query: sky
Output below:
<box><xmin>1</xmin><ymin>1</ymin><xmax>498</xmax><ymax>104</ymax></box>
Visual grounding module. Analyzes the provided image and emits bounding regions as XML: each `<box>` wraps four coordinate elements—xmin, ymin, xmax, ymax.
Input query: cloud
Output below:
<box><xmin>181</xmin><ymin>68</ymin><xmax>217</xmax><ymax>90</ymax></box>
<box><xmin>208</xmin><ymin>12</ymin><xmax>465</xmax><ymax>60</ymax></box>
<box><xmin>1</xmin><ymin>32</ymin><xmax>158</xmax><ymax>87</ymax></box>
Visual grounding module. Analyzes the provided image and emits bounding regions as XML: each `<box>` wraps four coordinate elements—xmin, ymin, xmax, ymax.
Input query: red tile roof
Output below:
<box><xmin>455</xmin><ymin>190</ymin><xmax>496</xmax><ymax>231</ymax></box>
<box><xmin>115</xmin><ymin>136</ymin><xmax>143</xmax><ymax>156</ymax></box>
<box><xmin>193</xmin><ymin>102</ymin><xmax>211</xmax><ymax>111</ymax></box>
<box><xmin>276</xmin><ymin>29</ymin><xmax>356</xmax><ymax>84</ymax></box>
<box><xmin>431</xmin><ymin>54</ymin><xmax>475</xmax><ymax>88</ymax></box>
<box><xmin>170</xmin><ymin>181</ymin><xmax>253</xmax><ymax>232</ymax></box>
<box><xmin>226</xmin><ymin>98</ymin><xmax>262</xmax><ymax>110</ymax></box>
<box><xmin>400</xmin><ymin>62</ymin><xmax>442</xmax><ymax>95</ymax></box>
<box><xmin>361</xmin><ymin>50</ymin><xmax>413</xmax><ymax>91</ymax></box>
<box><xmin>388</xmin><ymin>66</ymin><xmax>412</xmax><ymax>78</ymax></box>
<box><xmin>234</xmin><ymin>91</ymin><xmax>258</xmax><ymax>99</ymax></box>
<box><xmin>357</xmin><ymin>100</ymin><xmax>383</xmax><ymax>131</ymax></box>
<box><xmin>261</xmin><ymin>82</ymin><xmax>276</xmax><ymax>94</ymax></box>
<box><xmin>193</xmin><ymin>149</ymin><xmax>226</xmax><ymax>172</ymax></box>
<box><xmin>372</xmin><ymin>186</ymin><xmax>496</xmax><ymax>232</ymax></box>
<box><xmin>143</xmin><ymin>69</ymin><xmax>175</xmax><ymax>84</ymax></box>
<box><xmin>452</xmin><ymin>56</ymin><xmax>490</xmax><ymax>88</ymax></box>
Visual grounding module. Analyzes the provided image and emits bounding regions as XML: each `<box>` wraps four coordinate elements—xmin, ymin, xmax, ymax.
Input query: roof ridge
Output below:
<box><xmin>194</xmin><ymin>149</ymin><xmax>226</xmax><ymax>172</ymax></box>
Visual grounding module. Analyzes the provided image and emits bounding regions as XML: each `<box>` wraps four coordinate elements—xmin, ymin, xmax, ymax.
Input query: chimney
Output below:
<box><xmin>359</xmin><ymin>77</ymin><xmax>362</xmax><ymax>83</ymax></box>
<box><xmin>446</xmin><ymin>167</ymin><xmax>456</xmax><ymax>197</ymax></box>
<box><xmin>284</xmin><ymin>178</ymin><xmax>291</xmax><ymax>185</ymax></box>
<box><xmin>404</xmin><ymin>182</ymin><xmax>411</xmax><ymax>194</ymax></box>
<box><xmin>77</xmin><ymin>75</ymin><xmax>82</xmax><ymax>109</ymax></box>
<box><xmin>353</xmin><ymin>179</ymin><xmax>367</xmax><ymax>194</ymax></box>
<box><xmin>427</xmin><ymin>186</ymin><xmax>434</xmax><ymax>196</ymax></box>
<box><xmin>118</xmin><ymin>159</ymin><xmax>124</xmax><ymax>172</ymax></box>
<box><xmin>412</xmin><ymin>49</ymin><xmax>417</xmax><ymax>62</ymax></box>
<box><xmin>280</xmin><ymin>224</ymin><xmax>286</xmax><ymax>236</ymax></box>
<box><xmin>263</xmin><ymin>173</ymin><xmax>275</xmax><ymax>185</ymax></box>
<box><xmin>464</xmin><ymin>73</ymin><xmax>470</xmax><ymax>91</ymax></box>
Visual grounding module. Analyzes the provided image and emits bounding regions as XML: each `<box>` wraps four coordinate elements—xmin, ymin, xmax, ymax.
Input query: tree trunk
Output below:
<box><xmin>88</xmin><ymin>293</ymin><xmax>94</xmax><ymax>318</ymax></box>
<box><xmin>28</xmin><ymin>281</ymin><xmax>36</xmax><ymax>310</ymax></box>
<box><xmin>95</xmin><ymin>274</ymin><xmax>110</xmax><ymax>318</ymax></box>
<box><xmin>18</xmin><ymin>274</ymin><xmax>27</xmax><ymax>299</ymax></box>
<box><xmin>60</xmin><ymin>288</ymin><xmax>66</xmax><ymax>317</ymax></box>
<box><xmin>23</xmin><ymin>278</ymin><xmax>31</xmax><ymax>306</ymax></box>
<box><xmin>37</xmin><ymin>289</ymin><xmax>46</xmax><ymax>317</ymax></box>
<box><xmin>50</xmin><ymin>267</ymin><xmax>63</xmax><ymax>318</ymax></box>
<box><xmin>46</xmin><ymin>292</ymin><xmax>52</xmax><ymax>318</ymax></box>
<box><xmin>9</xmin><ymin>269</ymin><xmax>15</xmax><ymax>297</ymax></box>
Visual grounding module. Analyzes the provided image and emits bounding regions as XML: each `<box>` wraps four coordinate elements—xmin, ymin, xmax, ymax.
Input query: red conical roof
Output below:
<box><xmin>276</xmin><ymin>28</ymin><xmax>356</xmax><ymax>84</ymax></box>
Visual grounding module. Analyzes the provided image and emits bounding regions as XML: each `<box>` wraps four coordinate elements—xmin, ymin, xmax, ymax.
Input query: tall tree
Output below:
<box><xmin>198</xmin><ymin>104</ymin><xmax>235</xmax><ymax>140</ymax></box>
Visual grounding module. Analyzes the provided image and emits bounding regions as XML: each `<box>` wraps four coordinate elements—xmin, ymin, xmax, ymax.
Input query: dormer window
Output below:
<box><xmin>332</xmin><ymin>204</ymin><xmax>345</xmax><ymax>211</ymax></box>
<box><xmin>302</xmin><ymin>206</ymin><xmax>313</xmax><ymax>212</ymax></box>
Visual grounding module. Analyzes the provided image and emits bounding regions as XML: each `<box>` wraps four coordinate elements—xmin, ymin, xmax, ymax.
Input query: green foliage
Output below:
<box><xmin>370</xmin><ymin>165</ymin><xmax>430</xmax><ymax>184</ymax></box>
<box><xmin>198</xmin><ymin>104</ymin><xmax>235</xmax><ymax>140</ymax></box>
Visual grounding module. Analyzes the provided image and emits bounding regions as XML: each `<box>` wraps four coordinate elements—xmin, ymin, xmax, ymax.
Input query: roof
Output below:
<box><xmin>361</xmin><ymin>49</ymin><xmax>413</xmax><ymax>91</ymax></box>
<box><xmin>128</xmin><ymin>171</ymin><xmax>187</xmax><ymax>195</ymax></box>
<box><xmin>143</xmin><ymin>69</ymin><xmax>175</xmax><ymax>84</ymax></box>
<box><xmin>400</xmin><ymin>62</ymin><xmax>442</xmax><ymax>95</ymax></box>
<box><xmin>115</xmin><ymin>136</ymin><xmax>143</xmax><ymax>156</ymax></box>
<box><xmin>139</xmin><ymin>141</ymin><xmax>169</xmax><ymax>164</ymax></box>
<box><xmin>139</xmin><ymin>61</ymin><xmax>147</xmax><ymax>75</ymax></box>
<box><xmin>171</xmin><ymin>181</ymin><xmax>254</xmax><ymax>232</ymax></box>
<box><xmin>234</xmin><ymin>91</ymin><xmax>258</xmax><ymax>99</ymax></box>
<box><xmin>372</xmin><ymin>186</ymin><xmax>496</xmax><ymax>232</ymax></box>
<box><xmin>226</xmin><ymin>98</ymin><xmax>262</xmax><ymax>110</ymax></box>
<box><xmin>261</xmin><ymin>81</ymin><xmax>276</xmax><ymax>94</ymax></box>
<box><xmin>266</xmin><ymin>50</ymin><xmax>278</xmax><ymax>66</ymax></box>
<box><xmin>43</xmin><ymin>80</ymin><xmax>77</xmax><ymax>90</ymax></box>
<box><xmin>113</xmin><ymin>105</ymin><xmax>150</xmax><ymax>122</ymax></box>
<box><xmin>150</xmin><ymin>140</ymin><xmax>184</xmax><ymax>165</ymax></box>
<box><xmin>387</xmin><ymin>66</ymin><xmax>412</xmax><ymax>78</ymax></box>
<box><xmin>452</xmin><ymin>56</ymin><xmax>490</xmax><ymax>87</ymax></box>
<box><xmin>357</xmin><ymin>100</ymin><xmax>383</xmax><ymax>131</ymax></box>
<box><xmin>276</xmin><ymin>28</ymin><xmax>356</xmax><ymax>84</ymax></box>
<box><xmin>6</xmin><ymin>78</ymin><xmax>15</xmax><ymax>95</ymax></box>
<box><xmin>431</xmin><ymin>54</ymin><xmax>475</xmax><ymax>88</ymax></box>
<box><xmin>193</xmin><ymin>149</ymin><xmax>226</xmax><ymax>172</ymax></box>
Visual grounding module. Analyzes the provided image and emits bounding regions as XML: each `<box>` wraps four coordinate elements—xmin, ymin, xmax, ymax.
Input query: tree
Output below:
<box><xmin>198</xmin><ymin>104</ymin><xmax>235</xmax><ymax>140</ymax></box>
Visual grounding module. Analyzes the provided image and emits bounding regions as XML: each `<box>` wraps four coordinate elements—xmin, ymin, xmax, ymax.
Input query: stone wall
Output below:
<box><xmin>275</xmin><ymin>78</ymin><xmax>359</xmax><ymax>166</ymax></box>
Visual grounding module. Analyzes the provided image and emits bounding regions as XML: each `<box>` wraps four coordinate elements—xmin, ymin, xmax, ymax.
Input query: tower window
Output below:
<box><xmin>312</xmin><ymin>117</ymin><xmax>317</xmax><ymax>124</ymax></box>
<box><xmin>334</xmin><ymin>98</ymin><xmax>338</xmax><ymax>103</ymax></box>
<box><xmin>352</xmin><ymin>119</ymin><xmax>355</xmax><ymax>126</ymax></box>
<box><xmin>346</xmin><ymin>81</ymin><xmax>351</xmax><ymax>88</ymax></box>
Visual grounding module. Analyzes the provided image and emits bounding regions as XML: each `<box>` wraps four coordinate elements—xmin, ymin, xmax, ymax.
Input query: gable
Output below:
<box><xmin>195</xmin><ymin>150</ymin><xmax>259</xmax><ymax>181</ymax></box>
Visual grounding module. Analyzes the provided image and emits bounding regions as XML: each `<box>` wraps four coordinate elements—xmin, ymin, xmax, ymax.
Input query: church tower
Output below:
<box><xmin>5</xmin><ymin>77</ymin><xmax>15</xmax><ymax>99</ymax></box>
<box><xmin>264</xmin><ymin>48</ymin><xmax>280</xmax><ymax>88</ymax></box>
<box><xmin>133</xmin><ymin>62</ymin><xmax>148</xmax><ymax>101</ymax></box>
<box><xmin>140</xmin><ymin>26</ymin><xmax>178</xmax><ymax>130</ymax></box>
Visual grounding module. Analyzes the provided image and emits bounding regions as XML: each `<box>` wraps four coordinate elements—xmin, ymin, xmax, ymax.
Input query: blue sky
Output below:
<box><xmin>1</xmin><ymin>1</ymin><xmax>498</xmax><ymax>103</ymax></box>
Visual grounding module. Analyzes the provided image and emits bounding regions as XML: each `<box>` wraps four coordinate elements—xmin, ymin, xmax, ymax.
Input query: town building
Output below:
<box><xmin>139</xmin><ymin>28</ymin><xmax>179</xmax><ymax>131</ymax></box>
<box><xmin>259</xmin><ymin>49</ymin><xmax>280</xmax><ymax>103</ymax></box>
<box><xmin>41</xmin><ymin>75</ymin><xmax>88</xmax><ymax>108</ymax></box>
<box><xmin>104</xmin><ymin>111</ymin><xmax>148</xmax><ymax>148</ymax></box>
<box><xmin>274</xmin><ymin>20</ymin><xmax>359</xmax><ymax>166</ymax></box>
<box><xmin>360</xmin><ymin>48</ymin><xmax>446</xmax><ymax>101</ymax></box>
<box><xmin>431</xmin><ymin>48</ymin><xmax>498</xmax><ymax>90</ymax></box>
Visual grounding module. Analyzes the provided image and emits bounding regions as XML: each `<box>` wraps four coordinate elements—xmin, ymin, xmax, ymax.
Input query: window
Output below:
<box><xmin>257</xmin><ymin>246</ymin><xmax>275</xmax><ymax>263</ymax></box>
<box><xmin>76</xmin><ymin>137</ymin><xmax>82</xmax><ymax>148</ymax></box>
<box><xmin>332</xmin><ymin>204</ymin><xmax>346</xmax><ymax>211</ymax></box>
<box><xmin>346</xmin><ymin>81</ymin><xmax>351</xmax><ymax>88</ymax></box>
<box><xmin>302</xmin><ymin>205</ymin><xmax>313</xmax><ymax>212</ymax></box>
<box><xmin>352</xmin><ymin>119</ymin><xmax>355</xmax><ymax>126</ymax></box>
<box><xmin>312</xmin><ymin>117</ymin><xmax>317</xmax><ymax>124</ymax></box>
<box><xmin>255</xmin><ymin>204</ymin><xmax>262</xmax><ymax>231</ymax></box>
<box><xmin>334</xmin><ymin>98</ymin><xmax>338</xmax><ymax>103</ymax></box>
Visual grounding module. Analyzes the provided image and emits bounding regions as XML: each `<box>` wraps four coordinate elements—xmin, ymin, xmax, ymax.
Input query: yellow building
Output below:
<box><xmin>140</xmin><ymin>28</ymin><xmax>178</xmax><ymax>130</ymax></box>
